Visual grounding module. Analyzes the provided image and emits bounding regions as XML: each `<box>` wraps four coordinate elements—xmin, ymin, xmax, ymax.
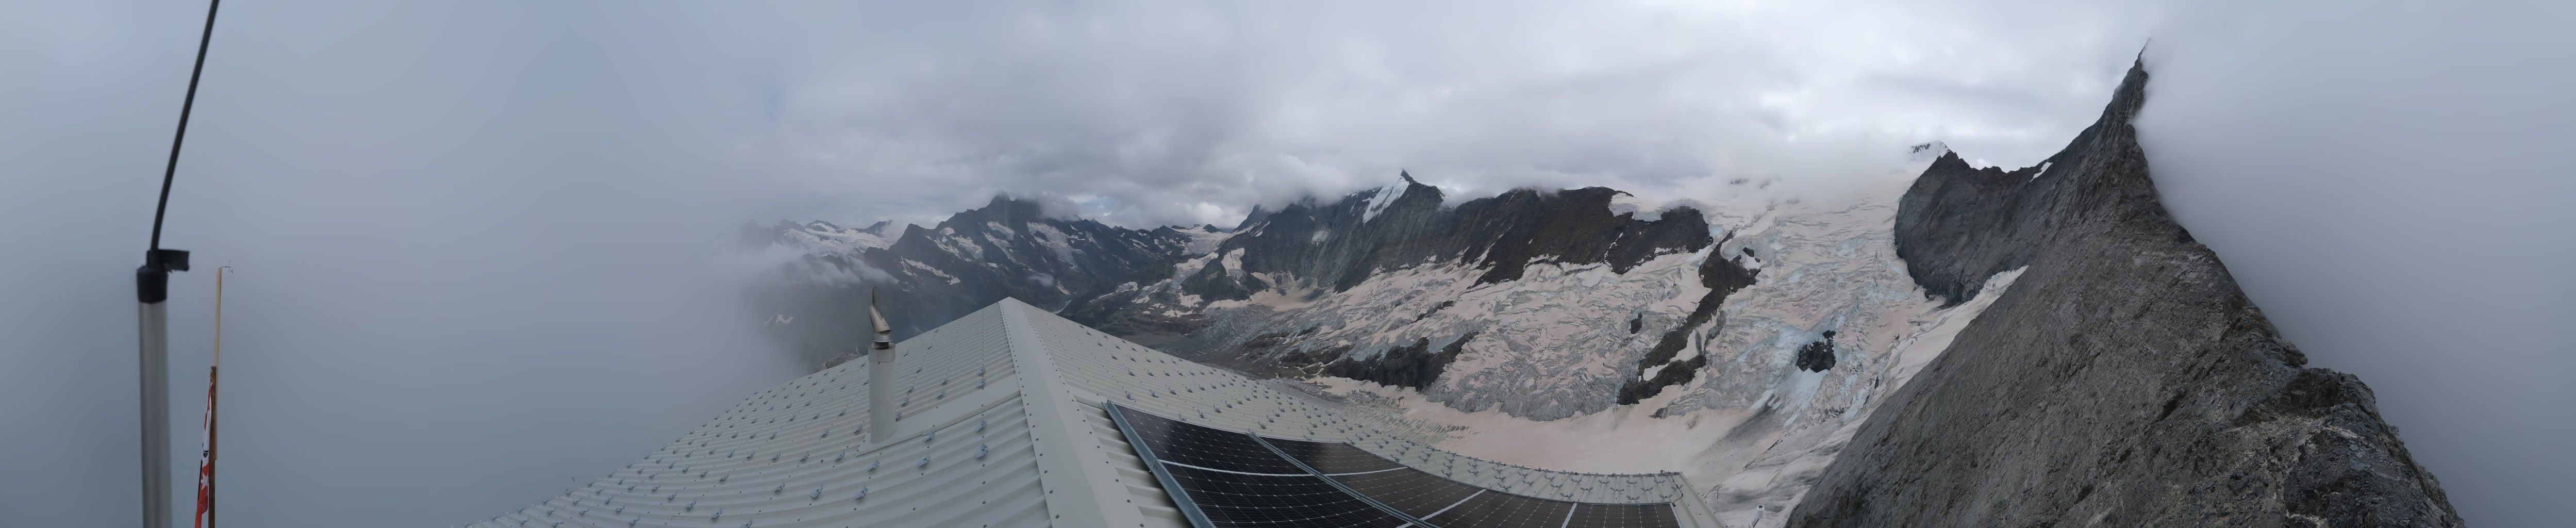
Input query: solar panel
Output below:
<box><xmin>1264</xmin><ymin>437</ymin><xmax>1408</xmax><ymax>475</ymax></box>
<box><xmin>1114</xmin><ymin>405</ymin><xmax>1406</xmax><ymax>527</ymax></box>
<box><xmin>1118</xmin><ymin>405</ymin><xmax>1312</xmax><ymax>475</ymax></box>
<box><xmin>1160</xmin><ymin>464</ymin><xmax>1410</xmax><ymax>527</ymax></box>
<box><xmin>1109</xmin><ymin>404</ymin><xmax>1686</xmax><ymax>528</ymax></box>
<box><xmin>1432</xmin><ymin>488</ymin><xmax>1580</xmax><ymax>528</ymax></box>
<box><xmin>1318</xmin><ymin>468</ymin><xmax>1484</xmax><ymax>520</ymax></box>
<box><xmin>1566</xmin><ymin>502</ymin><xmax>1683</xmax><ymax>527</ymax></box>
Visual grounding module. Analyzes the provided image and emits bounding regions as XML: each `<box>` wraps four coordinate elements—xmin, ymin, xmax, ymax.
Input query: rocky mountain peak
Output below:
<box><xmin>938</xmin><ymin>195</ymin><xmax>1048</xmax><ymax>230</ymax></box>
<box><xmin>1791</xmin><ymin>59</ymin><xmax>2459</xmax><ymax>528</ymax></box>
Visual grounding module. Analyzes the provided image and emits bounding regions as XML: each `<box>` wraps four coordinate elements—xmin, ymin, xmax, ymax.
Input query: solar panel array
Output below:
<box><xmin>1020</xmin><ymin>304</ymin><xmax>1697</xmax><ymax>506</ymax></box>
<box><xmin>1110</xmin><ymin>404</ymin><xmax>1683</xmax><ymax>528</ymax></box>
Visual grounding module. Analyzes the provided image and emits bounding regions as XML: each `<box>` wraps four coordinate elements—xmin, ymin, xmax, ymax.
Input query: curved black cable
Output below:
<box><xmin>151</xmin><ymin>0</ymin><xmax>221</xmax><ymax>252</ymax></box>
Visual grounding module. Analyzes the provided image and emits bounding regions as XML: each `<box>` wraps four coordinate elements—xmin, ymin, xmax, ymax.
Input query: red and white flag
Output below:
<box><xmin>196</xmin><ymin>267</ymin><xmax>226</xmax><ymax>528</ymax></box>
<box><xmin>192</xmin><ymin>366</ymin><xmax>215</xmax><ymax>528</ymax></box>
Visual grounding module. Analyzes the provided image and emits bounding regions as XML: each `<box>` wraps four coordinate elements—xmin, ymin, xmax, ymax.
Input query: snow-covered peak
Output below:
<box><xmin>1907</xmin><ymin>141</ymin><xmax>1951</xmax><ymax>162</ymax></box>
<box><xmin>1358</xmin><ymin>179</ymin><xmax>1411</xmax><ymax>223</ymax></box>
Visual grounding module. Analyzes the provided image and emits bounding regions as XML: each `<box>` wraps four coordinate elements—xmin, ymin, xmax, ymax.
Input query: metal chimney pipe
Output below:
<box><xmin>866</xmin><ymin>290</ymin><xmax>897</xmax><ymax>442</ymax></box>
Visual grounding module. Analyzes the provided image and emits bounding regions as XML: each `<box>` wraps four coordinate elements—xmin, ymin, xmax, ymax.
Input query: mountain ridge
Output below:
<box><xmin>1787</xmin><ymin>59</ymin><xmax>2461</xmax><ymax>528</ymax></box>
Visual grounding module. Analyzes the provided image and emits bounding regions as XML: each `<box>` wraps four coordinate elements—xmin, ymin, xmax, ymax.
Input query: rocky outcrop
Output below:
<box><xmin>1787</xmin><ymin>60</ymin><xmax>2460</xmax><ymax>528</ymax></box>
<box><xmin>1317</xmin><ymin>332</ymin><xmax>1478</xmax><ymax>390</ymax></box>
<box><xmin>1790</xmin><ymin>331</ymin><xmax>1835</xmax><ymax>372</ymax></box>
<box><xmin>1615</xmin><ymin>250</ymin><xmax>1759</xmax><ymax>404</ymax></box>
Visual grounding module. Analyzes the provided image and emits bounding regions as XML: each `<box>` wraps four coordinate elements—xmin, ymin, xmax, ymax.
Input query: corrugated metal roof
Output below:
<box><xmin>458</xmin><ymin>299</ymin><xmax>1723</xmax><ymax>527</ymax></box>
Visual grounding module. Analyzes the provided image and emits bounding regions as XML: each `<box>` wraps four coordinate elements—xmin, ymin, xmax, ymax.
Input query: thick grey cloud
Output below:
<box><xmin>0</xmin><ymin>1</ymin><xmax>2563</xmax><ymax>527</ymax></box>
<box><xmin>1</xmin><ymin>2</ymin><xmax>807</xmax><ymax>526</ymax></box>
<box><xmin>2137</xmin><ymin>1</ymin><xmax>2576</xmax><ymax>523</ymax></box>
<box><xmin>706</xmin><ymin>1</ymin><xmax>2162</xmax><ymax>226</ymax></box>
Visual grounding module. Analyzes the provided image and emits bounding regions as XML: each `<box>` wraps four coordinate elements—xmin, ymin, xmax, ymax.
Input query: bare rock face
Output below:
<box><xmin>1790</xmin><ymin>331</ymin><xmax>1835</xmax><ymax>373</ymax></box>
<box><xmin>1614</xmin><ymin>249</ymin><xmax>1759</xmax><ymax>405</ymax></box>
<box><xmin>1318</xmin><ymin>331</ymin><xmax>1478</xmax><ymax>390</ymax></box>
<box><xmin>1787</xmin><ymin>60</ymin><xmax>2461</xmax><ymax>528</ymax></box>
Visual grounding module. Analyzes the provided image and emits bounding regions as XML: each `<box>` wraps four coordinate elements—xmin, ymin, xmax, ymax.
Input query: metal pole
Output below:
<box><xmin>137</xmin><ymin>251</ymin><xmax>189</xmax><ymax>528</ymax></box>
<box><xmin>206</xmin><ymin>267</ymin><xmax>225</xmax><ymax>528</ymax></box>
<box><xmin>138</xmin><ymin>301</ymin><xmax>172</xmax><ymax>528</ymax></box>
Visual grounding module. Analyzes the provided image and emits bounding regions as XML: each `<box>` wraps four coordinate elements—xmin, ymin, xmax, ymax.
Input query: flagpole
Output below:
<box><xmin>202</xmin><ymin>267</ymin><xmax>224</xmax><ymax>528</ymax></box>
<box><xmin>212</xmin><ymin>266</ymin><xmax>221</xmax><ymax>369</ymax></box>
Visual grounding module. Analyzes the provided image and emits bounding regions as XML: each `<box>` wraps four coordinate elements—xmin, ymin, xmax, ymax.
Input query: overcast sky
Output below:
<box><xmin>1</xmin><ymin>1</ymin><xmax>2565</xmax><ymax>526</ymax></box>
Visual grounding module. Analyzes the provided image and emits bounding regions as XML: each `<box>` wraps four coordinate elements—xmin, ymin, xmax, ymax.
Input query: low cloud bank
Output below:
<box><xmin>2139</xmin><ymin>2</ymin><xmax>2576</xmax><ymax>524</ymax></box>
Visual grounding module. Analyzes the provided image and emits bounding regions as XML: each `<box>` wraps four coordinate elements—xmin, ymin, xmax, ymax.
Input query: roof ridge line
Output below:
<box><xmin>1001</xmin><ymin>300</ymin><xmax>1154</xmax><ymax>528</ymax></box>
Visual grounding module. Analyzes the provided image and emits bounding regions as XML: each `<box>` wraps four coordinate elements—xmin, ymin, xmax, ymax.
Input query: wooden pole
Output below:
<box><xmin>206</xmin><ymin>267</ymin><xmax>221</xmax><ymax>528</ymax></box>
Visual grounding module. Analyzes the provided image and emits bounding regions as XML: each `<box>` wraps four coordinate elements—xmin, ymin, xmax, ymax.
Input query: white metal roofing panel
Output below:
<box><xmin>458</xmin><ymin>299</ymin><xmax>1723</xmax><ymax>527</ymax></box>
<box><xmin>457</xmin><ymin>302</ymin><xmax>1047</xmax><ymax>528</ymax></box>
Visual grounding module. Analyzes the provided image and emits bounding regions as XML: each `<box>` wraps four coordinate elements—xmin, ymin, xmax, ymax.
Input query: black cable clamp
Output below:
<box><xmin>136</xmin><ymin>249</ymin><xmax>191</xmax><ymax>304</ymax></box>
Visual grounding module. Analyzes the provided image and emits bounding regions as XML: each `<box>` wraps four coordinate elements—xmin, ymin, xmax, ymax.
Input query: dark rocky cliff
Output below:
<box><xmin>1788</xmin><ymin>60</ymin><xmax>2461</xmax><ymax>527</ymax></box>
<box><xmin>1190</xmin><ymin>174</ymin><xmax>1711</xmax><ymax>296</ymax></box>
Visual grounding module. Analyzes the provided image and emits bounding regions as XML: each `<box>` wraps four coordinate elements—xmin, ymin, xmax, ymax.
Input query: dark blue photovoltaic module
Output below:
<box><xmin>1109</xmin><ymin>404</ymin><xmax>1682</xmax><ymax>528</ymax></box>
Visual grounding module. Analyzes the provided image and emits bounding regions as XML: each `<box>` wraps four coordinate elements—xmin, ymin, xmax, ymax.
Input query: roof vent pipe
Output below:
<box><xmin>868</xmin><ymin>289</ymin><xmax>899</xmax><ymax>442</ymax></box>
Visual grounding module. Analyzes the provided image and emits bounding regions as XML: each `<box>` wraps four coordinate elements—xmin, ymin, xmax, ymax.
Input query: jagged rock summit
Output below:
<box><xmin>1787</xmin><ymin>59</ymin><xmax>2462</xmax><ymax>528</ymax></box>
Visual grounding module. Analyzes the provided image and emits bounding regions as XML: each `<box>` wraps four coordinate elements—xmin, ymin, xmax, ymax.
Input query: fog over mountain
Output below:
<box><xmin>2</xmin><ymin>1</ymin><xmax>2566</xmax><ymax>527</ymax></box>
